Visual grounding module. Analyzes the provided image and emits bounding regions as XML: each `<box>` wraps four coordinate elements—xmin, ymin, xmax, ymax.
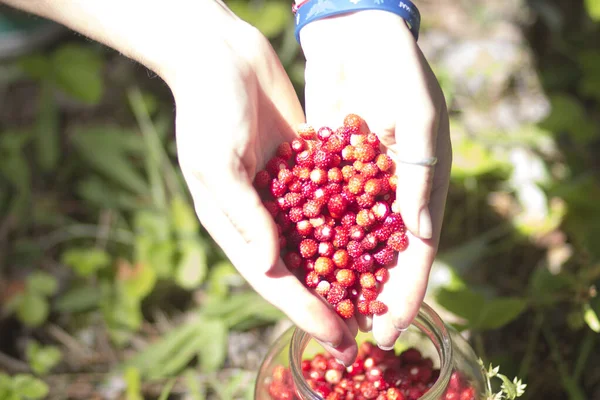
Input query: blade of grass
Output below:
<box><xmin>572</xmin><ymin>329</ymin><xmax>597</xmax><ymax>382</ymax></box>
<box><xmin>157</xmin><ymin>377</ymin><xmax>177</xmax><ymax>400</ymax></box>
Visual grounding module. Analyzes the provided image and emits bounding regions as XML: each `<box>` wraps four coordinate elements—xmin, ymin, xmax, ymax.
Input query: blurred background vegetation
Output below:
<box><xmin>0</xmin><ymin>0</ymin><xmax>599</xmax><ymax>399</ymax></box>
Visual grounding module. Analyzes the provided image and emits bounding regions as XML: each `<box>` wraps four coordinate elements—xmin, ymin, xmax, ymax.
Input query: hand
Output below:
<box><xmin>300</xmin><ymin>11</ymin><xmax>451</xmax><ymax>349</ymax></box>
<box><xmin>172</xmin><ymin>20</ymin><xmax>359</xmax><ymax>364</ymax></box>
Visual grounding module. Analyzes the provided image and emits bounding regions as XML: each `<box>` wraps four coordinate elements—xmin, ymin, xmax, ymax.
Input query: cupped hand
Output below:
<box><xmin>170</xmin><ymin>20</ymin><xmax>358</xmax><ymax>364</ymax></box>
<box><xmin>300</xmin><ymin>11</ymin><xmax>452</xmax><ymax>349</ymax></box>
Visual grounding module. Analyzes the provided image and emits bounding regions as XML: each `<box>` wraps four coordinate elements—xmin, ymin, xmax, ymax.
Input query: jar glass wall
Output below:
<box><xmin>255</xmin><ymin>303</ymin><xmax>489</xmax><ymax>400</ymax></box>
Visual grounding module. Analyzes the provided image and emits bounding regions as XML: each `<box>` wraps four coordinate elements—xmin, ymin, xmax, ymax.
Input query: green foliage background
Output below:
<box><xmin>0</xmin><ymin>0</ymin><xmax>599</xmax><ymax>399</ymax></box>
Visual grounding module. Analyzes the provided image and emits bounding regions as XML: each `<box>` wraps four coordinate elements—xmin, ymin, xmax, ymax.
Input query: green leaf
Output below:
<box><xmin>585</xmin><ymin>0</ymin><xmax>600</xmax><ymax>21</ymax></box>
<box><xmin>26</xmin><ymin>342</ymin><xmax>62</xmax><ymax>376</ymax></box>
<box><xmin>51</xmin><ymin>43</ymin><xmax>104</xmax><ymax>104</ymax></box>
<box><xmin>197</xmin><ymin>319</ymin><xmax>227</xmax><ymax>373</ymax></box>
<box><xmin>171</xmin><ymin>196</ymin><xmax>199</xmax><ymax>237</ymax></box>
<box><xmin>540</xmin><ymin>94</ymin><xmax>596</xmax><ymax>144</ymax></box>
<box><xmin>16</xmin><ymin>293</ymin><xmax>49</xmax><ymax>328</ymax></box>
<box><xmin>583</xmin><ymin>303</ymin><xmax>600</xmax><ymax>333</ymax></box>
<box><xmin>55</xmin><ymin>285</ymin><xmax>102</xmax><ymax>313</ymax></box>
<box><xmin>124</xmin><ymin>367</ymin><xmax>143</xmax><ymax>400</ymax></box>
<box><xmin>202</xmin><ymin>291</ymin><xmax>285</xmax><ymax>329</ymax></box>
<box><xmin>175</xmin><ymin>240</ymin><xmax>207</xmax><ymax>290</ymax></box>
<box><xmin>435</xmin><ymin>287</ymin><xmax>485</xmax><ymax>323</ymax></box>
<box><xmin>120</xmin><ymin>262</ymin><xmax>157</xmax><ymax>300</ymax></box>
<box><xmin>61</xmin><ymin>248</ymin><xmax>111</xmax><ymax>277</ymax></box>
<box><xmin>34</xmin><ymin>82</ymin><xmax>60</xmax><ymax>172</ymax></box>
<box><xmin>26</xmin><ymin>272</ymin><xmax>58</xmax><ymax>296</ymax></box>
<box><xmin>207</xmin><ymin>261</ymin><xmax>242</xmax><ymax>298</ymax></box>
<box><xmin>77</xmin><ymin>177</ymin><xmax>143</xmax><ymax>210</ymax></box>
<box><xmin>227</xmin><ymin>1</ymin><xmax>290</xmax><ymax>38</ymax></box>
<box><xmin>72</xmin><ymin>126</ymin><xmax>148</xmax><ymax>195</ymax></box>
<box><xmin>476</xmin><ymin>298</ymin><xmax>528</xmax><ymax>330</ymax></box>
<box><xmin>184</xmin><ymin>370</ymin><xmax>206</xmax><ymax>400</ymax></box>
<box><xmin>11</xmin><ymin>374</ymin><xmax>49</xmax><ymax>399</ymax></box>
<box><xmin>528</xmin><ymin>267</ymin><xmax>572</xmax><ymax>306</ymax></box>
<box><xmin>157</xmin><ymin>378</ymin><xmax>177</xmax><ymax>400</ymax></box>
<box><xmin>18</xmin><ymin>54</ymin><xmax>52</xmax><ymax>80</ymax></box>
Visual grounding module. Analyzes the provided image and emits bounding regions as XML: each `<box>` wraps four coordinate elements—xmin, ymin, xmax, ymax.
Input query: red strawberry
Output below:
<box><xmin>388</xmin><ymin>232</ymin><xmax>408</xmax><ymax>252</ymax></box>
<box><xmin>254</xmin><ymin>170</ymin><xmax>271</xmax><ymax>189</ymax></box>
<box><xmin>266</xmin><ymin>157</ymin><xmax>288</xmax><ymax>176</ymax></box>
<box><xmin>336</xmin><ymin>299</ymin><xmax>355</xmax><ymax>319</ymax></box>
<box><xmin>276</xmin><ymin>142</ymin><xmax>293</xmax><ymax>160</ymax></box>
<box><xmin>327</xmin><ymin>282</ymin><xmax>347</xmax><ymax>305</ymax></box>
<box><xmin>298</xmin><ymin>123</ymin><xmax>316</xmax><ymax>140</ymax></box>
<box><xmin>373</xmin><ymin>246</ymin><xmax>394</xmax><ymax>266</ymax></box>
<box><xmin>336</xmin><ymin>269</ymin><xmax>356</xmax><ymax>287</ymax></box>
<box><xmin>299</xmin><ymin>239</ymin><xmax>318</xmax><ymax>258</ymax></box>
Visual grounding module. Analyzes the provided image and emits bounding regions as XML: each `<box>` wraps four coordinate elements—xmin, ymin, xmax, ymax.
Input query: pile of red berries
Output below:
<box><xmin>254</xmin><ymin>114</ymin><xmax>408</xmax><ymax>319</ymax></box>
<box><xmin>267</xmin><ymin>342</ymin><xmax>476</xmax><ymax>400</ymax></box>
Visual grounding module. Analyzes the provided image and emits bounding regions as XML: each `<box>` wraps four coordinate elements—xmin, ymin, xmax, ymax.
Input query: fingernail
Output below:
<box><xmin>418</xmin><ymin>207</ymin><xmax>432</xmax><ymax>239</ymax></box>
<box><xmin>377</xmin><ymin>343</ymin><xmax>395</xmax><ymax>351</ymax></box>
<box><xmin>394</xmin><ymin>324</ymin><xmax>408</xmax><ymax>333</ymax></box>
<box><xmin>335</xmin><ymin>358</ymin><xmax>348</xmax><ymax>367</ymax></box>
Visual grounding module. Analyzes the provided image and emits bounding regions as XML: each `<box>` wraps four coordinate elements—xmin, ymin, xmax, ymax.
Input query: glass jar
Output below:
<box><xmin>255</xmin><ymin>302</ymin><xmax>490</xmax><ymax>400</ymax></box>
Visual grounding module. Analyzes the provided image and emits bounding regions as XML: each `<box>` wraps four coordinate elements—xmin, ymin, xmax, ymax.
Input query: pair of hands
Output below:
<box><xmin>176</xmin><ymin>9</ymin><xmax>451</xmax><ymax>366</ymax></box>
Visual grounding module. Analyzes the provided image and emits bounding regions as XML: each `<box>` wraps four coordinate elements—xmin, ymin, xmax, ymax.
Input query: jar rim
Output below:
<box><xmin>288</xmin><ymin>302</ymin><xmax>454</xmax><ymax>399</ymax></box>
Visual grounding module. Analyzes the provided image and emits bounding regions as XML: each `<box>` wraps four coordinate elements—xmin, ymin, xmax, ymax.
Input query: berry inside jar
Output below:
<box><xmin>267</xmin><ymin>341</ymin><xmax>476</xmax><ymax>400</ymax></box>
<box><xmin>254</xmin><ymin>114</ymin><xmax>408</xmax><ymax>319</ymax></box>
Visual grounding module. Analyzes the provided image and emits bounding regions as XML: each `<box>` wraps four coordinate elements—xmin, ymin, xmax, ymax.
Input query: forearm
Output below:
<box><xmin>1</xmin><ymin>0</ymin><xmax>240</xmax><ymax>86</ymax></box>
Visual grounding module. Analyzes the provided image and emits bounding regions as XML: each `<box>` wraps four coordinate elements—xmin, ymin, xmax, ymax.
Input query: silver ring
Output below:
<box><xmin>397</xmin><ymin>156</ymin><xmax>438</xmax><ymax>167</ymax></box>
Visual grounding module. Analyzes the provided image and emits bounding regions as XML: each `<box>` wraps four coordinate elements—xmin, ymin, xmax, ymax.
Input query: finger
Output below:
<box><xmin>372</xmin><ymin>113</ymin><xmax>451</xmax><ymax>348</ymax></box>
<box><xmin>182</xmin><ymin>171</ymin><xmax>358</xmax><ymax>364</ymax></box>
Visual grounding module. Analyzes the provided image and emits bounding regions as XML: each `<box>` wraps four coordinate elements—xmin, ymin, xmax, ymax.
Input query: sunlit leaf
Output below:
<box><xmin>16</xmin><ymin>293</ymin><xmax>49</xmax><ymax>328</ymax></box>
<box><xmin>12</xmin><ymin>374</ymin><xmax>49</xmax><ymax>399</ymax></box>
<box><xmin>585</xmin><ymin>0</ymin><xmax>600</xmax><ymax>21</ymax></box>
<box><xmin>118</xmin><ymin>260</ymin><xmax>157</xmax><ymax>300</ymax></box>
<box><xmin>124</xmin><ymin>367</ymin><xmax>143</xmax><ymax>400</ymax></box>
<box><xmin>540</xmin><ymin>94</ymin><xmax>596</xmax><ymax>144</ymax></box>
<box><xmin>171</xmin><ymin>196</ymin><xmax>199</xmax><ymax>237</ymax></box>
<box><xmin>197</xmin><ymin>319</ymin><xmax>227</xmax><ymax>373</ymax></box>
<box><xmin>26</xmin><ymin>341</ymin><xmax>62</xmax><ymax>376</ymax></box>
<box><xmin>227</xmin><ymin>1</ymin><xmax>290</xmax><ymax>38</ymax></box>
<box><xmin>26</xmin><ymin>271</ymin><xmax>58</xmax><ymax>296</ymax></box>
<box><xmin>51</xmin><ymin>43</ymin><xmax>104</xmax><ymax>104</ymax></box>
<box><xmin>583</xmin><ymin>303</ymin><xmax>600</xmax><ymax>333</ymax></box>
<box><xmin>477</xmin><ymin>298</ymin><xmax>528</xmax><ymax>330</ymax></box>
<box><xmin>175</xmin><ymin>240</ymin><xmax>207</xmax><ymax>290</ymax></box>
<box><xmin>55</xmin><ymin>285</ymin><xmax>102</xmax><ymax>313</ymax></box>
<box><xmin>207</xmin><ymin>261</ymin><xmax>243</xmax><ymax>298</ymax></box>
<box><xmin>61</xmin><ymin>248</ymin><xmax>111</xmax><ymax>277</ymax></box>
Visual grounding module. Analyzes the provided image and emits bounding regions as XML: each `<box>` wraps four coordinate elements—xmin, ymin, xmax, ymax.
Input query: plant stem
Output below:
<box><xmin>572</xmin><ymin>328</ymin><xmax>597</xmax><ymax>382</ymax></box>
<box><xmin>518</xmin><ymin>312</ymin><xmax>543</xmax><ymax>380</ymax></box>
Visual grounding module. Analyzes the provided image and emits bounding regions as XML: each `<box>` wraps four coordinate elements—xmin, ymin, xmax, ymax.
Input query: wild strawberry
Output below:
<box><xmin>296</xmin><ymin>149</ymin><xmax>314</xmax><ymax>168</ymax></box>
<box><xmin>354</xmin><ymin>253</ymin><xmax>374</xmax><ymax>272</ymax></box>
<box><xmin>349</xmin><ymin>225</ymin><xmax>366</xmax><ymax>241</ymax></box>
<box><xmin>297</xmin><ymin>220</ymin><xmax>313</xmax><ymax>237</ymax></box>
<box><xmin>312</xmin><ymin>187</ymin><xmax>330</xmax><ymax>204</ymax></box>
<box><xmin>376</xmin><ymin>154</ymin><xmax>393</xmax><ymax>171</ymax></box>
<box><xmin>327</xmin><ymin>282</ymin><xmax>347</xmax><ymax>305</ymax></box>
<box><xmin>318</xmin><ymin>242</ymin><xmax>334</xmax><ymax>257</ymax></box>
<box><xmin>287</xmin><ymin>231</ymin><xmax>303</xmax><ymax>248</ymax></box>
<box><xmin>266</xmin><ymin>157</ymin><xmax>288</xmax><ymax>176</ymax></box>
<box><xmin>361</xmin><ymin>162</ymin><xmax>379</xmax><ymax>178</ymax></box>
<box><xmin>344</xmin><ymin>114</ymin><xmax>363</xmax><ymax>133</ymax></box>
<box><xmin>373</xmin><ymin>246</ymin><xmax>394</xmax><ymax>266</ymax></box>
<box><xmin>310</xmin><ymin>168</ymin><xmax>327</xmax><ymax>186</ymax></box>
<box><xmin>325</xmin><ymin>369</ymin><xmax>343</xmax><ymax>385</ymax></box>
<box><xmin>362</xmin><ymin>288</ymin><xmax>379</xmax><ymax>301</ymax></box>
<box><xmin>305</xmin><ymin>271</ymin><xmax>320</xmax><ymax>288</ymax></box>
<box><xmin>330</xmin><ymin>154</ymin><xmax>342</xmax><ymax>167</ymax></box>
<box><xmin>288</xmin><ymin>179</ymin><xmax>303</xmax><ymax>193</ymax></box>
<box><xmin>283</xmin><ymin>192</ymin><xmax>303</xmax><ymax>208</ymax></box>
<box><xmin>366</xmin><ymin>132</ymin><xmax>380</xmax><ymax>148</ymax></box>
<box><xmin>315</xmin><ymin>280</ymin><xmax>331</xmax><ymax>297</ymax></box>
<box><xmin>360</xmin><ymin>272</ymin><xmax>377</xmax><ymax>289</ymax></box>
<box><xmin>292</xmin><ymin>165</ymin><xmax>311</xmax><ymax>181</ymax></box>
<box><xmin>374</xmin><ymin>267</ymin><xmax>389</xmax><ymax>283</ymax></box>
<box><xmin>336</xmin><ymin>299</ymin><xmax>355</xmax><ymax>319</ymax></box>
<box><xmin>276</xmin><ymin>142</ymin><xmax>293</xmax><ymax>160</ymax></box>
<box><xmin>310</xmin><ymin>215</ymin><xmax>326</xmax><ymax>227</ymax></box>
<box><xmin>384</xmin><ymin>214</ymin><xmax>405</xmax><ymax>233</ymax></box>
<box><xmin>336</xmin><ymin>268</ymin><xmax>356</xmax><ymax>287</ymax></box>
<box><xmin>348</xmin><ymin>175</ymin><xmax>365</xmax><ymax>194</ymax></box>
<box><xmin>301</xmin><ymin>181</ymin><xmax>317</xmax><ymax>198</ymax></box>
<box><xmin>276</xmin><ymin>197</ymin><xmax>291</xmax><ymax>211</ymax></box>
<box><xmin>312</xmin><ymin>225</ymin><xmax>333</xmax><ymax>242</ymax></box>
<box><xmin>333</xmin><ymin>226</ymin><xmax>350</xmax><ymax>248</ymax></box>
<box><xmin>317</xmin><ymin>126</ymin><xmax>333</xmax><ymax>141</ymax></box>
<box><xmin>356</xmin><ymin>193</ymin><xmax>376</xmax><ymax>208</ymax></box>
<box><xmin>341</xmin><ymin>145</ymin><xmax>356</xmax><ymax>161</ymax></box>
<box><xmin>299</xmin><ymin>238</ymin><xmax>318</xmax><ymax>258</ymax></box>
<box><xmin>341</xmin><ymin>165</ymin><xmax>355</xmax><ymax>181</ymax></box>
<box><xmin>369</xmin><ymin>300</ymin><xmax>387</xmax><ymax>315</ymax></box>
<box><xmin>277</xmin><ymin>168</ymin><xmax>294</xmax><ymax>185</ymax></box>
<box><xmin>459</xmin><ymin>387</ymin><xmax>475</xmax><ymax>400</ymax></box>
<box><xmin>291</xmin><ymin>138</ymin><xmax>306</xmax><ymax>152</ymax></box>
<box><xmin>353</xmin><ymin>160</ymin><xmax>365</xmax><ymax>172</ymax></box>
<box><xmin>315</xmin><ymin>257</ymin><xmax>335</xmax><ymax>277</ymax></box>
<box><xmin>314</xmin><ymin>149</ymin><xmax>333</xmax><ymax>168</ymax></box>
<box><xmin>351</xmin><ymin>133</ymin><xmax>367</xmax><ymax>146</ymax></box>
<box><xmin>254</xmin><ymin>170</ymin><xmax>271</xmax><ymax>189</ymax></box>
<box><xmin>362</xmin><ymin>233</ymin><xmax>378</xmax><ymax>251</ymax></box>
<box><xmin>325</xmin><ymin>135</ymin><xmax>345</xmax><ymax>153</ymax></box>
<box><xmin>263</xmin><ymin>200</ymin><xmax>279</xmax><ymax>218</ymax></box>
<box><xmin>276</xmin><ymin>213</ymin><xmax>292</xmax><ymax>232</ymax></box>
<box><xmin>341</xmin><ymin>212</ymin><xmax>356</xmax><ymax>227</ymax></box>
<box><xmin>284</xmin><ymin>252</ymin><xmax>302</xmax><ymax>269</ymax></box>
<box><xmin>271</xmin><ymin>179</ymin><xmax>287</xmax><ymax>197</ymax></box>
<box><xmin>288</xmin><ymin>207</ymin><xmax>304</xmax><ymax>223</ymax></box>
<box><xmin>386</xmin><ymin>388</ymin><xmax>405</xmax><ymax>400</ymax></box>
<box><xmin>364</xmin><ymin>179</ymin><xmax>382</xmax><ymax>196</ymax></box>
<box><xmin>298</xmin><ymin>123</ymin><xmax>316</xmax><ymax>140</ymax></box>
<box><xmin>372</xmin><ymin>202</ymin><xmax>390</xmax><ymax>221</ymax></box>
<box><xmin>356</xmin><ymin>209</ymin><xmax>376</xmax><ymax>228</ymax></box>
<box><xmin>355</xmin><ymin>144</ymin><xmax>376</xmax><ymax>162</ymax></box>
<box><xmin>347</xmin><ymin>240</ymin><xmax>364</xmax><ymax>258</ymax></box>
<box><xmin>328</xmin><ymin>167</ymin><xmax>343</xmax><ymax>183</ymax></box>
<box><xmin>302</xmin><ymin>259</ymin><xmax>315</xmax><ymax>271</ymax></box>
<box><xmin>388</xmin><ymin>232</ymin><xmax>408</xmax><ymax>252</ymax></box>
<box><xmin>326</xmin><ymin>194</ymin><xmax>347</xmax><ymax>216</ymax></box>
<box><xmin>302</xmin><ymin>199</ymin><xmax>322</xmax><ymax>218</ymax></box>
<box><xmin>389</xmin><ymin>175</ymin><xmax>398</xmax><ymax>191</ymax></box>
<box><xmin>357</xmin><ymin>299</ymin><xmax>371</xmax><ymax>315</ymax></box>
